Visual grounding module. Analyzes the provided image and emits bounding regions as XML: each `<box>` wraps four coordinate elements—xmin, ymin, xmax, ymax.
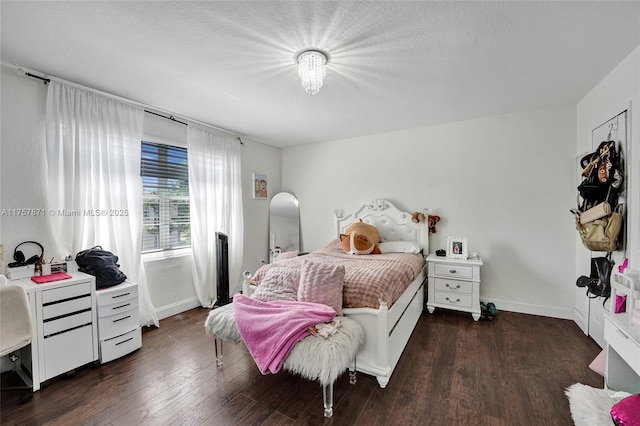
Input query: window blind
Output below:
<box><xmin>141</xmin><ymin>141</ymin><xmax>190</xmax><ymax>252</ymax></box>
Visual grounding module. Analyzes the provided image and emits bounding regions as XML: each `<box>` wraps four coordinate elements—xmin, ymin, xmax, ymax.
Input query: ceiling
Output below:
<box><xmin>2</xmin><ymin>1</ymin><xmax>639</xmax><ymax>148</ymax></box>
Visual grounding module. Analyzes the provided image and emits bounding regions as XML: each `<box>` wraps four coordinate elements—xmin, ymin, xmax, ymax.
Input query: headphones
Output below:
<box><xmin>9</xmin><ymin>241</ymin><xmax>44</xmax><ymax>267</ymax></box>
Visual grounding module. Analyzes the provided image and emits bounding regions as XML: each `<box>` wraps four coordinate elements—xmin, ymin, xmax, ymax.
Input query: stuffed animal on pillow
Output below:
<box><xmin>339</xmin><ymin>219</ymin><xmax>382</xmax><ymax>255</ymax></box>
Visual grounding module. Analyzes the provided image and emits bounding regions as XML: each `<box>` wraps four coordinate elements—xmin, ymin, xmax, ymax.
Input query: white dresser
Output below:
<box><xmin>604</xmin><ymin>272</ymin><xmax>640</xmax><ymax>393</ymax></box>
<box><xmin>14</xmin><ymin>272</ymin><xmax>99</xmax><ymax>391</ymax></box>
<box><xmin>96</xmin><ymin>281</ymin><xmax>141</xmax><ymax>363</ymax></box>
<box><xmin>426</xmin><ymin>254</ymin><xmax>483</xmax><ymax>321</ymax></box>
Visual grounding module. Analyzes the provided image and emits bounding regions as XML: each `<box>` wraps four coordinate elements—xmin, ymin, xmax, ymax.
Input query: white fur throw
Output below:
<box><xmin>204</xmin><ymin>304</ymin><xmax>364</xmax><ymax>385</ymax></box>
<box><xmin>565</xmin><ymin>383</ymin><xmax>631</xmax><ymax>426</ymax></box>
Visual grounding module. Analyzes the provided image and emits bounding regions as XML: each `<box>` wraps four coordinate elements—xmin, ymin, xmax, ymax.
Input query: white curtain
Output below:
<box><xmin>188</xmin><ymin>126</ymin><xmax>243</xmax><ymax>307</ymax></box>
<box><xmin>45</xmin><ymin>81</ymin><xmax>159</xmax><ymax>327</ymax></box>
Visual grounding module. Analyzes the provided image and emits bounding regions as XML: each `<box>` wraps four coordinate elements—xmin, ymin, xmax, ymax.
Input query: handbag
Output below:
<box><xmin>579</xmin><ymin>201</ymin><xmax>611</xmax><ymax>225</ymax></box>
<box><xmin>575</xmin><ymin>205</ymin><xmax>622</xmax><ymax>252</ymax></box>
<box><xmin>586</xmin><ymin>254</ymin><xmax>614</xmax><ymax>300</ymax></box>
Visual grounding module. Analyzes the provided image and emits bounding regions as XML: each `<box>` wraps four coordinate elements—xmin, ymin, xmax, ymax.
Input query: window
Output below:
<box><xmin>141</xmin><ymin>140</ymin><xmax>190</xmax><ymax>252</ymax></box>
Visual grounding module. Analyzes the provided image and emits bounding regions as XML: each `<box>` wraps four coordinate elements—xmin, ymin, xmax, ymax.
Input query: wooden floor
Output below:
<box><xmin>1</xmin><ymin>307</ymin><xmax>603</xmax><ymax>425</ymax></box>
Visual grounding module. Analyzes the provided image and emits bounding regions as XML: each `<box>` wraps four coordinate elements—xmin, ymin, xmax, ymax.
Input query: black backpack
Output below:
<box><xmin>577</xmin><ymin>140</ymin><xmax>623</xmax><ymax>211</ymax></box>
<box><xmin>75</xmin><ymin>246</ymin><xmax>127</xmax><ymax>289</ymax></box>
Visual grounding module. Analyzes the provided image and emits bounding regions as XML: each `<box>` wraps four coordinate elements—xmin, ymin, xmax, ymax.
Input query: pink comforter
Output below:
<box><xmin>251</xmin><ymin>239</ymin><xmax>425</xmax><ymax>309</ymax></box>
<box><xmin>232</xmin><ymin>295</ymin><xmax>336</xmax><ymax>374</ymax></box>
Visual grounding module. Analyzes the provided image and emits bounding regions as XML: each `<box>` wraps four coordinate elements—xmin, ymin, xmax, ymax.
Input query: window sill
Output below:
<box><xmin>142</xmin><ymin>247</ymin><xmax>192</xmax><ymax>262</ymax></box>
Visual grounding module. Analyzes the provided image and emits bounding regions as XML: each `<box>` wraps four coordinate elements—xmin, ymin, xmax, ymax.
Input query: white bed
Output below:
<box><xmin>245</xmin><ymin>199</ymin><xmax>429</xmax><ymax>388</ymax></box>
<box><xmin>335</xmin><ymin>199</ymin><xmax>428</xmax><ymax>388</ymax></box>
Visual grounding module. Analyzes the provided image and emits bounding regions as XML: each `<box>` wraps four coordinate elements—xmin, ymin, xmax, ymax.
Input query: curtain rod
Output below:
<box><xmin>15</xmin><ymin>64</ymin><xmax>244</xmax><ymax>145</ymax></box>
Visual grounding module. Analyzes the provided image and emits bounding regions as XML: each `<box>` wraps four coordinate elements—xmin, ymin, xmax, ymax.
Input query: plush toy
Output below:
<box><xmin>411</xmin><ymin>212</ymin><xmax>425</xmax><ymax>223</ymax></box>
<box><xmin>427</xmin><ymin>214</ymin><xmax>440</xmax><ymax>233</ymax></box>
<box><xmin>339</xmin><ymin>219</ymin><xmax>382</xmax><ymax>255</ymax></box>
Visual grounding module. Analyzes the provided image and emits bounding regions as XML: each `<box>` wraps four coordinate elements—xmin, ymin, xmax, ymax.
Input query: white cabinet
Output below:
<box><xmin>96</xmin><ymin>281</ymin><xmax>141</xmax><ymax>363</ymax></box>
<box><xmin>426</xmin><ymin>254</ymin><xmax>483</xmax><ymax>321</ymax></box>
<box><xmin>604</xmin><ymin>272</ymin><xmax>640</xmax><ymax>393</ymax></box>
<box><xmin>15</xmin><ymin>272</ymin><xmax>99</xmax><ymax>391</ymax></box>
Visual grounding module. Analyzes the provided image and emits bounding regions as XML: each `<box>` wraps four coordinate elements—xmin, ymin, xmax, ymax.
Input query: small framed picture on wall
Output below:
<box><xmin>253</xmin><ymin>173</ymin><xmax>268</xmax><ymax>199</ymax></box>
<box><xmin>447</xmin><ymin>236</ymin><xmax>468</xmax><ymax>259</ymax></box>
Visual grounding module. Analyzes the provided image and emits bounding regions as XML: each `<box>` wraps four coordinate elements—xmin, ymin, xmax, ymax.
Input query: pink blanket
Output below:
<box><xmin>232</xmin><ymin>295</ymin><xmax>336</xmax><ymax>374</ymax></box>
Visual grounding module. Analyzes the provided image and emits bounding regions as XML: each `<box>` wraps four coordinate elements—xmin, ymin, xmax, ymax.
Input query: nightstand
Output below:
<box><xmin>426</xmin><ymin>254</ymin><xmax>483</xmax><ymax>321</ymax></box>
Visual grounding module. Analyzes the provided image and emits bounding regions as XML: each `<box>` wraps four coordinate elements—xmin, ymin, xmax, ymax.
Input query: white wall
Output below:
<box><xmin>574</xmin><ymin>46</ymin><xmax>640</xmax><ymax>338</ymax></box>
<box><xmin>0</xmin><ymin>64</ymin><xmax>281</xmax><ymax>319</ymax></box>
<box><xmin>282</xmin><ymin>106</ymin><xmax>578</xmax><ymax>318</ymax></box>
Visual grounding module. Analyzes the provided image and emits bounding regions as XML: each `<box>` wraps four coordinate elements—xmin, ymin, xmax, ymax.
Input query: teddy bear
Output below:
<box><xmin>427</xmin><ymin>214</ymin><xmax>440</xmax><ymax>233</ymax></box>
<box><xmin>339</xmin><ymin>219</ymin><xmax>382</xmax><ymax>255</ymax></box>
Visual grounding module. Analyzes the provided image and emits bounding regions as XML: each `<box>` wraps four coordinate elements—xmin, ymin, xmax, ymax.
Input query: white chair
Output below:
<box><xmin>1</xmin><ymin>283</ymin><xmax>34</xmax><ymax>403</ymax></box>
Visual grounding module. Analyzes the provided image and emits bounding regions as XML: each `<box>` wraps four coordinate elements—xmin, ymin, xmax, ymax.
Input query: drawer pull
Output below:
<box><xmin>449</xmin><ymin>269</ymin><xmax>457</xmax><ymax>274</ymax></box>
<box><xmin>445</xmin><ymin>283</ymin><xmax>461</xmax><ymax>290</ymax></box>
<box><xmin>115</xmin><ymin>337</ymin><xmax>134</xmax><ymax>346</ymax></box>
<box><xmin>615</xmin><ymin>329</ymin><xmax>630</xmax><ymax>340</ymax></box>
<box><xmin>113</xmin><ymin>315</ymin><xmax>131</xmax><ymax>323</ymax></box>
<box><xmin>112</xmin><ymin>292</ymin><xmax>131</xmax><ymax>299</ymax></box>
<box><xmin>112</xmin><ymin>303</ymin><xmax>131</xmax><ymax>311</ymax></box>
<box><xmin>445</xmin><ymin>297</ymin><xmax>461</xmax><ymax>304</ymax></box>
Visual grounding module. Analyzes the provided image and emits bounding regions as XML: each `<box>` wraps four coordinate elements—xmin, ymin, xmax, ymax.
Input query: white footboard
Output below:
<box><xmin>342</xmin><ymin>267</ymin><xmax>426</xmax><ymax>388</ymax></box>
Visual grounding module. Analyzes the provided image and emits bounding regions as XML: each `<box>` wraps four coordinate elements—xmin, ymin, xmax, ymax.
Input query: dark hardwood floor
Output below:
<box><xmin>1</xmin><ymin>307</ymin><xmax>603</xmax><ymax>425</ymax></box>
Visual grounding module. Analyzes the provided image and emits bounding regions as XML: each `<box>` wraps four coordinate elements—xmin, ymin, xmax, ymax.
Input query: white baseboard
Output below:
<box><xmin>480</xmin><ymin>297</ymin><xmax>574</xmax><ymax>320</ymax></box>
<box><xmin>154</xmin><ymin>297</ymin><xmax>202</xmax><ymax>321</ymax></box>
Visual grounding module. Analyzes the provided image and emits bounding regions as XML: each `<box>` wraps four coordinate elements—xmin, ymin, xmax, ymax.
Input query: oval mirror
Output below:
<box><xmin>269</xmin><ymin>192</ymin><xmax>300</xmax><ymax>262</ymax></box>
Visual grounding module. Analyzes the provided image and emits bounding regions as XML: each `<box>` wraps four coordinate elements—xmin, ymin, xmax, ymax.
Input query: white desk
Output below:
<box><xmin>604</xmin><ymin>272</ymin><xmax>640</xmax><ymax>393</ymax></box>
<box><xmin>13</xmin><ymin>272</ymin><xmax>99</xmax><ymax>391</ymax></box>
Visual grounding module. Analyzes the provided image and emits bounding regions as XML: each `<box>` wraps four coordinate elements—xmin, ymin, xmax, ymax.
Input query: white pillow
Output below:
<box><xmin>378</xmin><ymin>241</ymin><xmax>421</xmax><ymax>254</ymax></box>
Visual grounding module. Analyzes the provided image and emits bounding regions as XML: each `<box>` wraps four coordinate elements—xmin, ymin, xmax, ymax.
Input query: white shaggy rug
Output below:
<box><xmin>204</xmin><ymin>303</ymin><xmax>365</xmax><ymax>385</ymax></box>
<box><xmin>565</xmin><ymin>383</ymin><xmax>630</xmax><ymax>426</ymax></box>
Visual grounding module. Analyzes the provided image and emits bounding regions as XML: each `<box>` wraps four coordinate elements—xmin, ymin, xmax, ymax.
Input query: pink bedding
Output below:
<box><xmin>251</xmin><ymin>239</ymin><xmax>425</xmax><ymax>309</ymax></box>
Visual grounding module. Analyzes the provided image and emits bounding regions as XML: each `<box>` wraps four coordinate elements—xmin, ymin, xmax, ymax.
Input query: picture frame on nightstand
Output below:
<box><xmin>447</xmin><ymin>236</ymin><xmax>468</xmax><ymax>259</ymax></box>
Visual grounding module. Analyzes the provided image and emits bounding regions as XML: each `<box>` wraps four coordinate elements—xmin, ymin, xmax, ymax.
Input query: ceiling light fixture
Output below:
<box><xmin>297</xmin><ymin>50</ymin><xmax>327</xmax><ymax>95</ymax></box>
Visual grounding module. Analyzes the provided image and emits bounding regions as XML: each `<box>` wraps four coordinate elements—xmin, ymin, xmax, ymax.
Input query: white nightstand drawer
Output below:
<box><xmin>605</xmin><ymin>318</ymin><xmax>640</xmax><ymax>376</ymax></box>
<box><xmin>434</xmin><ymin>278</ymin><xmax>473</xmax><ymax>294</ymax></box>
<box><xmin>434</xmin><ymin>291</ymin><xmax>473</xmax><ymax>309</ymax></box>
<box><xmin>434</xmin><ymin>264</ymin><xmax>473</xmax><ymax>279</ymax></box>
<box><xmin>99</xmin><ymin>308</ymin><xmax>139</xmax><ymax>340</ymax></box>
<box><xmin>43</xmin><ymin>310</ymin><xmax>93</xmax><ymax>336</ymax></box>
<box><xmin>100</xmin><ymin>328</ymin><xmax>142</xmax><ymax>363</ymax></box>
<box><xmin>42</xmin><ymin>281</ymin><xmax>91</xmax><ymax>303</ymax></box>
<box><xmin>43</xmin><ymin>295</ymin><xmax>92</xmax><ymax>320</ymax></box>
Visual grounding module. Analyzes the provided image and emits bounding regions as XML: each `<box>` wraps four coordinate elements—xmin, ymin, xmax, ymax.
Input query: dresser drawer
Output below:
<box><xmin>43</xmin><ymin>310</ymin><xmax>93</xmax><ymax>337</ymax></box>
<box><xmin>99</xmin><ymin>308</ymin><xmax>139</xmax><ymax>340</ymax></box>
<box><xmin>43</xmin><ymin>295</ymin><xmax>92</xmax><ymax>320</ymax></box>
<box><xmin>43</xmin><ymin>323</ymin><xmax>95</xmax><ymax>380</ymax></box>
<box><xmin>100</xmin><ymin>327</ymin><xmax>142</xmax><ymax>363</ymax></box>
<box><xmin>434</xmin><ymin>291</ymin><xmax>473</xmax><ymax>309</ymax></box>
<box><xmin>434</xmin><ymin>264</ymin><xmax>473</xmax><ymax>279</ymax></box>
<box><xmin>605</xmin><ymin>318</ymin><xmax>640</xmax><ymax>376</ymax></box>
<box><xmin>434</xmin><ymin>278</ymin><xmax>473</xmax><ymax>294</ymax></box>
<box><xmin>97</xmin><ymin>282</ymin><xmax>138</xmax><ymax>307</ymax></box>
<box><xmin>42</xmin><ymin>281</ymin><xmax>92</xmax><ymax>303</ymax></box>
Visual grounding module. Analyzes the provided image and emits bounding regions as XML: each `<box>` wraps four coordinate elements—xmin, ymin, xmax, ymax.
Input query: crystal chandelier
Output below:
<box><xmin>297</xmin><ymin>50</ymin><xmax>327</xmax><ymax>95</ymax></box>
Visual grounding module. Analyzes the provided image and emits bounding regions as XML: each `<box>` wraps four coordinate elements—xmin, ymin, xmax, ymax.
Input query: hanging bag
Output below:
<box><xmin>574</xmin><ymin>204</ymin><xmax>623</xmax><ymax>252</ymax></box>
<box><xmin>586</xmin><ymin>254</ymin><xmax>614</xmax><ymax>300</ymax></box>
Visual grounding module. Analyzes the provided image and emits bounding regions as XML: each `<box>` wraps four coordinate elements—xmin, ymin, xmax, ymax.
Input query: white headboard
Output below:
<box><xmin>334</xmin><ymin>199</ymin><xmax>429</xmax><ymax>255</ymax></box>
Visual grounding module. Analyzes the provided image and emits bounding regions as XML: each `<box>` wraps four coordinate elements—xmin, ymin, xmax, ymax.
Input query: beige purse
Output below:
<box><xmin>579</xmin><ymin>202</ymin><xmax>611</xmax><ymax>224</ymax></box>
<box><xmin>575</xmin><ymin>205</ymin><xmax>623</xmax><ymax>252</ymax></box>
